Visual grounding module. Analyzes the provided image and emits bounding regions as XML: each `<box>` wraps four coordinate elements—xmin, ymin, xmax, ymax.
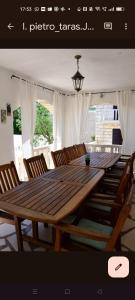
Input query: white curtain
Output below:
<box><xmin>64</xmin><ymin>93</ymin><xmax>92</xmax><ymax>146</ymax></box>
<box><xmin>19</xmin><ymin>80</ymin><xmax>37</xmax><ymax>158</ymax></box>
<box><xmin>80</xmin><ymin>93</ymin><xmax>92</xmax><ymax>142</ymax></box>
<box><xmin>18</xmin><ymin>80</ymin><xmax>54</xmax><ymax>158</ymax></box>
<box><xmin>53</xmin><ymin>91</ymin><xmax>65</xmax><ymax>150</ymax></box>
<box><xmin>116</xmin><ymin>90</ymin><xmax>130</xmax><ymax>153</ymax></box>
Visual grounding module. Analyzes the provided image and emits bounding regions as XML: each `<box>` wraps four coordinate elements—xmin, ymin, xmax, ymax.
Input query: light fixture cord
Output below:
<box><xmin>77</xmin><ymin>58</ymin><xmax>79</xmax><ymax>71</ymax></box>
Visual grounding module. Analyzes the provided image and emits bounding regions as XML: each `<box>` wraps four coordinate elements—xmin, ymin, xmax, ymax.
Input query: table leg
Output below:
<box><xmin>32</xmin><ymin>221</ymin><xmax>39</xmax><ymax>240</ymax></box>
<box><xmin>55</xmin><ymin>228</ymin><xmax>62</xmax><ymax>252</ymax></box>
<box><xmin>14</xmin><ymin>216</ymin><xmax>23</xmax><ymax>252</ymax></box>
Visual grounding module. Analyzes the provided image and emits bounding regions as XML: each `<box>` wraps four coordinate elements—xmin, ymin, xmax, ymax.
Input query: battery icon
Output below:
<box><xmin>116</xmin><ymin>7</ymin><xmax>125</xmax><ymax>11</ymax></box>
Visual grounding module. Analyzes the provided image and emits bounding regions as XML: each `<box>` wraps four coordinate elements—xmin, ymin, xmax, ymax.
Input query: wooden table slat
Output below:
<box><xmin>29</xmin><ymin>183</ymin><xmax>73</xmax><ymax>211</ymax></box>
<box><xmin>69</xmin><ymin>152</ymin><xmax>121</xmax><ymax>169</ymax></box>
<box><xmin>0</xmin><ymin>165</ymin><xmax>104</xmax><ymax>224</ymax></box>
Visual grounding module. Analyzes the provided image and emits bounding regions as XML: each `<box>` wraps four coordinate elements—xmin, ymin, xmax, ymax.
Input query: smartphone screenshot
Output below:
<box><xmin>0</xmin><ymin>1</ymin><xmax>135</xmax><ymax>299</ymax></box>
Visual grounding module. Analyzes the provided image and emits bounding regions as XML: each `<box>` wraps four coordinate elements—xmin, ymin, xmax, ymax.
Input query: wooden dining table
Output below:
<box><xmin>0</xmin><ymin>165</ymin><xmax>104</xmax><ymax>249</ymax></box>
<box><xmin>69</xmin><ymin>152</ymin><xmax>121</xmax><ymax>169</ymax></box>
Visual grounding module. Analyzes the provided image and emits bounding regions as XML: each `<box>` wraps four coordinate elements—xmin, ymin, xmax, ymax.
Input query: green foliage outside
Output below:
<box><xmin>13</xmin><ymin>107</ymin><xmax>22</xmax><ymax>134</ymax></box>
<box><xmin>34</xmin><ymin>102</ymin><xmax>53</xmax><ymax>144</ymax></box>
<box><xmin>13</xmin><ymin>103</ymin><xmax>54</xmax><ymax>145</ymax></box>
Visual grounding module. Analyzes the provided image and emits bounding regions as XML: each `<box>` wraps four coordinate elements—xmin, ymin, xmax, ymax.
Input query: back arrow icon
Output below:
<box><xmin>8</xmin><ymin>23</ymin><xmax>14</xmax><ymax>30</ymax></box>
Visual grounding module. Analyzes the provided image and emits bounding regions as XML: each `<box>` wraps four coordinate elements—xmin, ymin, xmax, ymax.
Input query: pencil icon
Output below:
<box><xmin>115</xmin><ymin>263</ymin><xmax>122</xmax><ymax>271</ymax></box>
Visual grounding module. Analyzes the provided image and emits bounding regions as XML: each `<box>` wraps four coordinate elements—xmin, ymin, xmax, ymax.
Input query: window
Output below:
<box><xmin>34</xmin><ymin>101</ymin><xmax>54</xmax><ymax>147</ymax></box>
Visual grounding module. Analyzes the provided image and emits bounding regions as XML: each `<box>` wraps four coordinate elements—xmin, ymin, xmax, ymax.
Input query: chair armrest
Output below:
<box><xmin>55</xmin><ymin>223</ymin><xmax>110</xmax><ymax>241</ymax></box>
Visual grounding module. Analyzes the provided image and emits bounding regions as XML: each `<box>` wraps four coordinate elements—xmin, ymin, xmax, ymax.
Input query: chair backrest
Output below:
<box><xmin>129</xmin><ymin>151</ymin><xmax>135</xmax><ymax>179</ymax></box>
<box><xmin>0</xmin><ymin>161</ymin><xmax>20</xmax><ymax>193</ymax></box>
<box><xmin>117</xmin><ymin>158</ymin><xmax>132</xmax><ymax>201</ymax></box>
<box><xmin>75</xmin><ymin>143</ymin><xmax>87</xmax><ymax>157</ymax></box>
<box><xmin>83</xmin><ymin>143</ymin><xmax>87</xmax><ymax>153</ymax></box>
<box><xmin>23</xmin><ymin>153</ymin><xmax>48</xmax><ymax>180</ymax></box>
<box><xmin>64</xmin><ymin>146</ymin><xmax>78</xmax><ymax>162</ymax></box>
<box><xmin>106</xmin><ymin>183</ymin><xmax>133</xmax><ymax>251</ymax></box>
<box><xmin>51</xmin><ymin>149</ymin><xmax>68</xmax><ymax>167</ymax></box>
<box><xmin>110</xmin><ymin>161</ymin><xmax>131</xmax><ymax>225</ymax></box>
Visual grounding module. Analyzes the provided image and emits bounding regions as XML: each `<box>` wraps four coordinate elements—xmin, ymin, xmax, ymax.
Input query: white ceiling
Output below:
<box><xmin>0</xmin><ymin>49</ymin><xmax>135</xmax><ymax>92</ymax></box>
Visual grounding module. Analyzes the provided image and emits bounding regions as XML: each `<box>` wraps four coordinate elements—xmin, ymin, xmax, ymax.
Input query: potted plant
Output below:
<box><xmin>85</xmin><ymin>153</ymin><xmax>90</xmax><ymax>166</ymax></box>
<box><xmin>91</xmin><ymin>135</ymin><xmax>95</xmax><ymax>142</ymax></box>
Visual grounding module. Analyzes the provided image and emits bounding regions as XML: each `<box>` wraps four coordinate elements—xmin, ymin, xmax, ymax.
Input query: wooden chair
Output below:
<box><xmin>111</xmin><ymin>151</ymin><xmax>135</xmax><ymax>174</ymax></box>
<box><xmin>54</xmin><ymin>183</ymin><xmax>133</xmax><ymax>252</ymax></box>
<box><xmin>102</xmin><ymin>153</ymin><xmax>135</xmax><ymax>189</ymax></box>
<box><xmin>23</xmin><ymin>153</ymin><xmax>48</xmax><ymax>180</ymax></box>
<box><xmin>0</xmin><ymin>161</ymin><xmax>40</xmax><ymax>251</ymax></box>
<box><xmin>0</xmin><ymin>161</ymin><xmax>24</xmax><ymax>251</ymax></box>
<box><xmin>24</xmin><ymin>154</ymin><xmax>50</xmax><ymax>231</ymax></box>
<box><xmin>64</xmin><ymin>146</ymin><xmax>78</xmax><ymax>163</ymax></box>
<box><xmin>83</xmin><ymin>163</ymin><xmax>131</xmax><ymax>230</ymax></box>
<box><xmin>75</xmin><ymin>143</ymin><xmax>87</xmax><ymax>157</ymax></box>
<box><xmin>51</xmin><ymin>149</ymin><xmax>68</xmax><ymax>167</ymax></box>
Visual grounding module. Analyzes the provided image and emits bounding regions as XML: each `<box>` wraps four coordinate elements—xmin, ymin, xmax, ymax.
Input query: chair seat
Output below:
<box><xmin>70</xmin><ymin>218</ymin><xmax>113</xmax><ymax>250</ymax></box>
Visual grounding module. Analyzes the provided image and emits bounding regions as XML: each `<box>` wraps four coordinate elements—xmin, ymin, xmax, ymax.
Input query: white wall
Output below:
<box><xmin>0</xmin><ymin>67</ymin><xmax>18</xmax><ymax>164</ymax></box>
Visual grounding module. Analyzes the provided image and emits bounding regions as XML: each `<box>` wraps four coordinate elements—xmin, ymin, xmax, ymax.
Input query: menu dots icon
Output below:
<box><xmin>125</xmin><ymin>23</ymin><xmax>128</xmax><ymax>30</ymax></box>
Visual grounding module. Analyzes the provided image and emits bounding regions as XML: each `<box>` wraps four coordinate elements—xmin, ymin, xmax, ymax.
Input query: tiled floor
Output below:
<box><xmin>0</xmin><ymin>189</ymin><xmax>135</xmax><ymax>252</ymax></box>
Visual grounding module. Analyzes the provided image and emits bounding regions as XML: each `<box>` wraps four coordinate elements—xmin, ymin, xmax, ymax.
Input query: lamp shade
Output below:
<box><xmin>72</xmin><ymin>55</ymin><xmax>85</xmax><ymax>92</ymax></box>
<box><xmin>72</xmin><ymin>71</ymin><xmax>85</xmax><ymax>92</ymax></box>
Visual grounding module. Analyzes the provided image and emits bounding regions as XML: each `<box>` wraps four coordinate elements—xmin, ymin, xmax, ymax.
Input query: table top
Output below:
<box><xmin>69</xmin><ymin>152</ymin><xmax>121</xmax><ymax>169</ymax></box>
<box><xmin>41</xmin><ymin>165</ymin><xmax>100</xmax><ymax>184</ymax></box>
<box><xmin>0</xmin><ymin>166</ymin><xmax>104</xmax><ymax>224</ymax></box>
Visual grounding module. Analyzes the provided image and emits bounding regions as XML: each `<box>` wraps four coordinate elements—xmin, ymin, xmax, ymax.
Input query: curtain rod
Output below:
<box><xmin>67</xmin><ymin>89</ymin><xmax>135</xmax><ymax>96</ymax></box>
<box><xmin>11</xmin><ymin>74</ymin><xmax>135</xmax><ymax>97</ymax></box>
<box><xmin>11</xmin><ymin>74</ymin><xmax>66</xmax><ymax>96</ymax></box>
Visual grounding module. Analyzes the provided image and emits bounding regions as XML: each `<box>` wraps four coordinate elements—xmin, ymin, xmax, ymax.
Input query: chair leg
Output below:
<box><xmin>52</xmin><ymin>227</ymin><xmax>56</xmax><ymax>244</ymax></box>
<box><xmin>32</xmin><ymin>221</ymin><xmax>39</xmax><ymax>240</ymax></box>
<box><xmin>55</xmin><ymin>228</ymin><xmax>62</xmax><ymax>252</ymax></box>
<box><xmin>14</xmin><ymin>216</ymin><xmax>23</xmax><ymax>252</ymax></box>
